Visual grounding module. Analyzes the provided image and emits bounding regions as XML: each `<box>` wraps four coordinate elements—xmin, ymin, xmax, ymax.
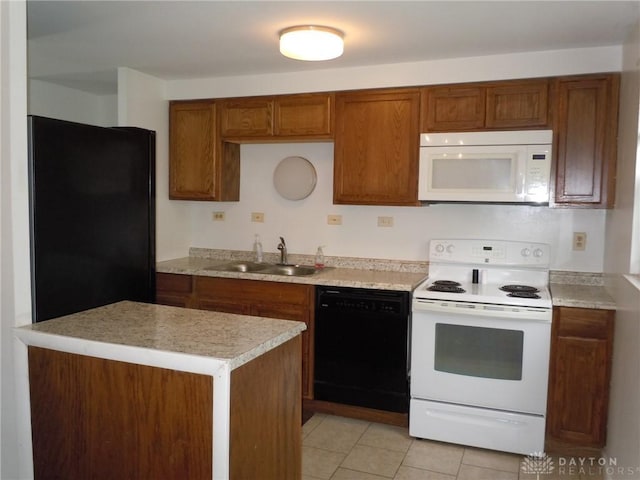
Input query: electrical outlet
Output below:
<box><xmin>327</xmin><ymin>214</ymin><xmax>342</xmax><ymax>225</ymax></box>
<box><xmin>573</xmin><ymin>232</ymin><xmax>587</xmax><ymax>251</ymax></box>
<box><xmin>377</xmin><ymin>216</ymin><xmax>394</xmax><ymax>227</ymax></box>
<box><xmin>212</xmin><ymin>211</ymin><xmax>225</xmax><ymax>221</ymax></box>
<box><xmin>251</xmin><ymin>212</ymin><xmax>264</xmax><ymax>223</ymax></box>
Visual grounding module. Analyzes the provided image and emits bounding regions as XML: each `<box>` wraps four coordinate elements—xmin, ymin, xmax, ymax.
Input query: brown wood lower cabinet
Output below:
<box><xmin>194</xmin><ymin>276</ymin><xmax>314</xmax><ymax>400</ymax></box>
<box><xmin>547</xmin><ymin>307</ymin><xmax>614</xmax><ymax>449</ymax></box>
<box><xmin>28</xmin><ymin>338</ymin><xmax>301</xmax><ymax>480</ymax></box>
<box><xmin>156</xmin><ymin>271</ymin><xmax>194</xmax><ymax>307</ymax></box>
<box><xmin>156</xmin><ymin>273</ymin><xmax>315</xmax><ymax>400</ymax></box>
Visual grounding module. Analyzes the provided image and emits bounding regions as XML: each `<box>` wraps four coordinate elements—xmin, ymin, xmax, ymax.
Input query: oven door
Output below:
<box><xmin>410</xmin><ymin>299</ymin><xmax>551</xmax><ymax>415</ymax></box>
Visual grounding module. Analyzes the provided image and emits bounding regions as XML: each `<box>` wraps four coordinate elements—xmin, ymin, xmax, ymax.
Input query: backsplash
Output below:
<box><xmin>188</xmin><ymin>248</ymin><xmax>600</xmax><ymax>282</ymax></box>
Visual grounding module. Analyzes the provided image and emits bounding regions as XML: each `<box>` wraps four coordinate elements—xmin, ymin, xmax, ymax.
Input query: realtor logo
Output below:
<box><xmin>521</xmin><ymin>452</ymin><xmax>554</xmax><ymax>479</ymax></box>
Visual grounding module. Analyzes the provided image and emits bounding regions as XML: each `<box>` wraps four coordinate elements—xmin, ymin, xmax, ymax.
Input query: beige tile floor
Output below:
<box><xmin>302</xmin><ymin>414</ymin><xmax>605</xmax><ymax>480</ymax></box>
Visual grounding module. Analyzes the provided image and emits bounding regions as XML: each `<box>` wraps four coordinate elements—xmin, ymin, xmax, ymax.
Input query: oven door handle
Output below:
<box><xmin>412</xmin><ymin>299</ymin><xmax>551</xmax><ymax>322</ymax></box>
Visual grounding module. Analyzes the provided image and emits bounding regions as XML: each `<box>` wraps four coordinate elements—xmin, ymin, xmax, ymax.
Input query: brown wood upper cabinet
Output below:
<box><xmin>169</xmin><ymin>100</ymin><xmax>240</xmax><ymax>201</ymax></box>
<box><xmin>552</xmin><ymin>73</ymin><xmax>619</xmax><ymax>208</ymax></box>
<box><xmin>334</xmin><ymin>88</ymin><xmax>421</xmax><ymax>206</ymax></box>
<box><xmin>220</xmin><ymin>93</ymin><xmax>334</xmax><ymax>141</ymax></box>
<box><xmin>547</xmin><ymin>307</ymin><xmax>614</xmax><ymax>448</ymax></box>
<box><xmin>421</xmin><ymin>79</ymin><xmax>550</xmax><ymax>131</ymax></box>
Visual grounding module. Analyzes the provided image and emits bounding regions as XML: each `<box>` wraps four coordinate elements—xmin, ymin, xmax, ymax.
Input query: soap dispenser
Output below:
<box><xmin>314</xmin><ymin>246</ymin><xmax>325</xmax><ymax>270</ymax></box>
<box><xmin>253</xmin><ymin>234</ymin><xmax>263</xmax><ymax>263</ymax></box>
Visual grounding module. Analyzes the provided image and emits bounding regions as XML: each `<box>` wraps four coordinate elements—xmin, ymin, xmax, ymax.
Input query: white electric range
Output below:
<box><xmin>410</xmin><ymin>239</ymin><xmax>552</xmax><ymax>455</ymax></box>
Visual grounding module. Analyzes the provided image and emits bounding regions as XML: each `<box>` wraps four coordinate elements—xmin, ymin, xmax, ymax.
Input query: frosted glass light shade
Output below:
<box><xmin>279</xmin><ymin>26</ymin><xmax>344</xmax><ymax>61</ymax></box>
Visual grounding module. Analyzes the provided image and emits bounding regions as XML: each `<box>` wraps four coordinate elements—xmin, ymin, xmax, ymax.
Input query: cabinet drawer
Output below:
<box><xmin>157</xmin><ymin>272</ymin><xmax>193</xmax><ymax>294</ymax></box>
<box><xmin>195</xmin><ymin>276</ymin><xmax>310</xmax><ymax>305</ymax></box>
<box><xmin>554</xmin><ymin>307</ymin><xmax>613</xmax><ymax>339</ymax></box>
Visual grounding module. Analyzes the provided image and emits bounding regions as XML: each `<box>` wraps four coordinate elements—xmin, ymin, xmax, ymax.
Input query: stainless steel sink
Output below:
<box><xmin>204</xmin><ymin>261</ymin><xmax>269</xmax><ymax>273</ymax></box>
<box><xmin>262</xmin><ymin>264</ymin><xmax>317</xmax><ymax>276</ymax></box>
<box><xmin>204</xmin><ymin>261</ymin><xmax>320</xmax><ymax>276</ymax></box>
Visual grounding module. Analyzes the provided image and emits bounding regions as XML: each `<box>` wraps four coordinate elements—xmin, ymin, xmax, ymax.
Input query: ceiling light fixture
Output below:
<box><xmin>279</xmin><ymin>25</ymin><xmax>344</xmax><ymax>61</ymax></box>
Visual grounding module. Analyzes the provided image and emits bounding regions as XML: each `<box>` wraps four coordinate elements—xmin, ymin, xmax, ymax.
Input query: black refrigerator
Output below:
<box><xmin>28</xmin><ymin>115</ymin><xmax>156</xmax><ymax>323</ymax></box>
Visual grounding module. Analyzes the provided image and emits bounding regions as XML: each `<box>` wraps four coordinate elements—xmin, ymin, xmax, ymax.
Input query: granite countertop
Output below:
<box><xmin>157</xmin><ymin>249</ymin><xmax>619</xmax><ymax>309</ymax></box>
<box><xmin>15</xmin><ymin>301</ymin><xmax>307</xmax><ymax>370</ymax></box>
<box><xmin>549</xmin><ymin>272</ymin><xmax>616</xmax><ymax>310</ymax></box>
<box><xmin>157</xmin><ymin>251</ymin><xmax>428</xmax><ymax>292</ymax></box>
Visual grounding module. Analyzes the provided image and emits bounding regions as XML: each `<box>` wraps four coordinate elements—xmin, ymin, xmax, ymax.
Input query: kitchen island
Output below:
<box><xmin>14</xmin><ymin>301</ymin><xmax>306</xmax><ymax>480</ymax></box>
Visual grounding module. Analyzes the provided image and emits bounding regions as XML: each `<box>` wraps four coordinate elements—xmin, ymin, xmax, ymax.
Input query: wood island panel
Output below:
<box><xmin>28</xmin><ymin>346</ymin><xmax>213</xmax><ymax>480</ymax></box>
<box><xmin>230</xmin><ymin>336</ymin><xmax>302</xmax><ymax>480</ymax></box>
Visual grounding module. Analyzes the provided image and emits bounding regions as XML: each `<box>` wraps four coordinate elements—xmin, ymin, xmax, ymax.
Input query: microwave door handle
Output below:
<box><xmin>516</xmin><ymin>164</ymin><xmax>526</xmax><ymax>198</ymax></box>
<box><xmin>517</xmin><ymin>172</ymin><xmax>525</xmax><ymax>197</ymax></box>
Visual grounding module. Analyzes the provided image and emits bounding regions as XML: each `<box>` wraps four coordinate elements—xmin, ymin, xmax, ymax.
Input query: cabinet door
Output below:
<box><xmin>547</xmin><ymin>307</ymin><xmax>614</xmax><ymax>447</ymax></box>
<box><xmin>169</xmin><ymin>101</ymin><xmax>218</xmax><ymax>200</ymax></box>
<box><xmin>553</xmin><ymin>74</ymin><xmax>619</xmax><ymax>207</ymax></box>
<box><xmin>252</xmin><ymin>302</ymin><xmax>314</xmax><ymax>400</ymax></box>
<box><xmin>421</xmin><ymin>85</ymin><xmax>485</xmax><ymax>131</ymax></box>
<box><xmin>334</xmin><ymin>89</ymin><xmax>420</xmax><ymax>205</ymax></box>
<box><xmin>274</xmin><ymin>93</ymin><xmax>334</xmax><ymax>138</ymax></box>
<box><xmin>220</xmin><ymin>98</ymin><xmax>273</xmax><ymax>137</ymax></box>
<box><xmin>486</xmin><ymin>79</ymin><xmax>549</xmax><ymax>128</ymax></box>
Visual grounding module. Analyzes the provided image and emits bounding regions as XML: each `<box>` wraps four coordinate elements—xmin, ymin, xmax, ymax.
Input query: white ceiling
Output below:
<box><xmin>27</xmin><ymin>1</ymin><xmax>640</xmax><ymax>95</ymax></box>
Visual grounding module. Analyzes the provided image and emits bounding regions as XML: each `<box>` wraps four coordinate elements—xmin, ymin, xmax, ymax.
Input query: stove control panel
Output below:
<box><xmin>429</xmin><ymin>239</ymin><xmax>550</xmax><ymax>267</ymax></box>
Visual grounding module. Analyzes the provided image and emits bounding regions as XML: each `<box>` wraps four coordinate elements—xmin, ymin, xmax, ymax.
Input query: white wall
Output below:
<box><xmin>28</xmin><ymin>79</ymin><xmax>116</xmax><ymax>127</ymax></box>
<box><xmin>188</xmin><ymin>142</ymin><xmax>606</xmax><ymax>271</ymax></box>
<box><xmin>1</xmin><ymin>1</ymin><xmax>32</xmax><ymax>478</ymax></box>
<box><xmin>166</xmin><ymin>46</ymin><xmax>621</xmax><ymax>271</ymax></box>
<box><xmin>604</xmin><ymin>17</ymin><xmax>640</xmax><ymax>479</ymax></box>
<box><xmin>168</xmin><ymin>46</ymin><xmax>621</xmax><ymax>100</ymax></box>
<box><xmin>605</xmin><ymin>22</ymin><xmax>640</xmax><ymax>277</ymax></box>
<box><xmin>117</xmin><ymin>67</ymin><xmax>191</xmax><ymax>261</ymax></box>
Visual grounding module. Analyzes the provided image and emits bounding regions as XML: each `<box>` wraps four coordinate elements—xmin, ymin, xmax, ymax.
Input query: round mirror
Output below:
<box><xmin>273</xmin><ymin>156</ymin><xmax>317</xmax><ymax>200</ymax></box>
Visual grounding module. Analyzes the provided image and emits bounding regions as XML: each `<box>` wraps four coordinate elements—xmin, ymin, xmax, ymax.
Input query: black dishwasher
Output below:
<box><xmin>314</xmin><ymin>286</ymin><xmax>410</xmax><ymax>413</ymax></box>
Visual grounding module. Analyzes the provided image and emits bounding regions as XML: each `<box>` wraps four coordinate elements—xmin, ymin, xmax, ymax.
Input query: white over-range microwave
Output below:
<box><xmin>418</xmin><ymin>130</ymin><xmax>553</xmax><ymax>204</ymax></box>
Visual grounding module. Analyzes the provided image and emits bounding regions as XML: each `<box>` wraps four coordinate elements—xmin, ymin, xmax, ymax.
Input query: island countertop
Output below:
<box><xmin>15</xmin><ymin>300</ymin><xmax>307</xmax><ymax>371</ymax></box>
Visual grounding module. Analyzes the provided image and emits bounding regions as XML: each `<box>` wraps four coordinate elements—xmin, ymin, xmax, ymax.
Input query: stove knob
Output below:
<box><xmin>446</xmin><ymin>244</ymin><xmax>455</xmax><ymax>254</ymax></box>
<box><xmin>533</xmin><ymin>248</ymin><xmax>544</xmax><ymax>258</ymax></box>
<box><xmin>521</xmin><ymin>248</ymin><xmax>531</xmax><ymax>257</ymax></box>
<box><xmin>435</xmin><ymin>244</ymin><xmax>445</xmax><ymax>253</ymax></box>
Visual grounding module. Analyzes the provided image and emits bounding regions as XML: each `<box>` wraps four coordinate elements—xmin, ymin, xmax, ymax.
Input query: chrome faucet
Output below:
<box><xmin>277</xmin><ymin>236</ymin><xmax>288</xmax><ymax>265</ymax></box>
